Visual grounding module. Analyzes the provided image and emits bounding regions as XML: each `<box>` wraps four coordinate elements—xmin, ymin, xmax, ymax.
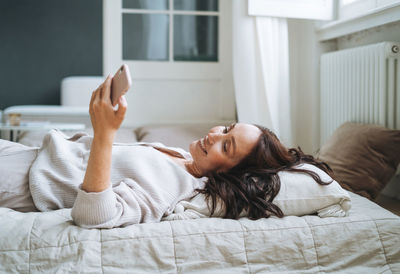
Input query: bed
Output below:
<box><xmin>0</xmin><ymin>122</ymin><xmax>398</xmax><ymax>273</ymax></box>
<box><xmin>1</xmin><ymin>77</ymin><xmax>399</xmax><ymax>273</ymax></box>
<box><xmin>0</xmin><ymin>190</ymin><xmax>398</xmax><ymax>273</ymax></box>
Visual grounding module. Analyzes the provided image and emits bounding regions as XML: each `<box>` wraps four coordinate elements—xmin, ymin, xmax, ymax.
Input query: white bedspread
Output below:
<box><xmin>0</xmin><ymin>192</ymin><xmax>399</xmax><ymax>273</ymax></box>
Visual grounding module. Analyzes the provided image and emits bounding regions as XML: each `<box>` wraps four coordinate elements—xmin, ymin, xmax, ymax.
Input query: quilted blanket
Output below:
<box><xmin>0</xmin><ymin>192</ymin><xmax>399</xmax><ymax>273</ymax></box>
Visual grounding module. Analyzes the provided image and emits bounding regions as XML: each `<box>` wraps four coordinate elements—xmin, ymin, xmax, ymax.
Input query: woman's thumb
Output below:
<box><xmin>116</xmin><ymin>95</ymin><xmax>127</xmax><ymax>118</ymax></box>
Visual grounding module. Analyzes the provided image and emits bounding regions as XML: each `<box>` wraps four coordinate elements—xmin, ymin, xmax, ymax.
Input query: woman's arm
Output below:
<box><xmin>81</xmin><ymin>75</ymin><xmax>127</xmax><ymax>193</ymax></box>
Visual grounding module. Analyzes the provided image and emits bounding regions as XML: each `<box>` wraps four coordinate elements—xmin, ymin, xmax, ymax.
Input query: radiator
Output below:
<box><xmin>320</xmin><ymin>41</ymin><xmax>400</xmax><ymax>144</ymax></box>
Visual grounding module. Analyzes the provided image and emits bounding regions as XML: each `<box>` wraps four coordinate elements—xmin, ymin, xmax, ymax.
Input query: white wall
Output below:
<box><xmin>288</xmin><ymin>19</ymin><xmax>335</xmax><ymax>154</ymax></box>
<box><xmin>337</xmin><ymin>20</ymin><xmax>400</xmax><ymax>49</ymax></box>
<box><xmin>288</xmin><ymin>18</ymin><xmax>400</xmax><ymax>154</ymax></box>
<box><xmin>288</xmin><ymin>18</ymin><xmax>400</xmax><ymax>198</ymax></box>
<box><xmin>335</xmin><ymin>20</ymin><xmax>400</xmax><ymax>199</ymax></box>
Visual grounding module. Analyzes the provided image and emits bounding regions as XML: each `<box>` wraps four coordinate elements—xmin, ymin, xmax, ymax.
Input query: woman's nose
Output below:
<box><xmin>207</xmin><ymin>132</ymin><xmax>222</xmax><ymax>144</ymax></box>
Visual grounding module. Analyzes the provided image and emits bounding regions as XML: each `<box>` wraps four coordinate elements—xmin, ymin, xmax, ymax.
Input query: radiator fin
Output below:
<box><xmin>320</xmin><ymin>42</ymin><xmax>400</xmax><ymax>144</ymax></box>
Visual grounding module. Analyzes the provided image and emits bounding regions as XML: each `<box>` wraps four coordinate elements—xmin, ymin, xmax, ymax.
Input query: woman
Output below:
<box><xmin>0</xmin><ymin>76</ymin><xmax>333</xmax><ymax>228</ymax></box>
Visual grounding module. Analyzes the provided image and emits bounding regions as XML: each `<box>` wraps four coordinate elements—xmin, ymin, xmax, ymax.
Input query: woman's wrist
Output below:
<box><xmin>93</xmin><ymin>130</ymin><xmax>116</xmax><ymax>144</ymax></box>
<box><xmin>82</xmin><ymin>130</ymin><xmax>114</xmax><ymax>193</ymax></box>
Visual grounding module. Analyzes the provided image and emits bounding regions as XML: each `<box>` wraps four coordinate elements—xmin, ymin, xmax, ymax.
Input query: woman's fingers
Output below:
<box><xmin>90</xmin><ymin>88</ymin><xmax>100</xmax><ymax>113</ymax></box>
<box><xmin>96</xmin><ymin>81</ymin><xmax>104</xmax><ymax>99</ymax></box>
<box><xmin>88</xmin><ymin>76</ymin><xmax>126</xmax><ymax>133</ymax></box>
<box><xmin>100</xmin><ymin>74</ymin><xmax>113</xmax><ymax>102</ymax></box>
<box><xmin>89</xmin><ymin>90</ymin><xmax>96</xmax><ymax>109</ymax></box>
<box><xmin>116</xmin><ymin>95</ymin><xmax>128</xmax><ymax>120</ymax></box>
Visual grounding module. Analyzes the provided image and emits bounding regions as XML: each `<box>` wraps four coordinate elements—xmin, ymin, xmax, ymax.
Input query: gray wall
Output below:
<box><xmin>0</xmin><ymin>0</ymin><xmax>102</xmax><ymax>110</ymax></box>
<box><xmin>337</xmin><ymin>21</ymin><xmax>400</xmax><ymax>49</ymax></box>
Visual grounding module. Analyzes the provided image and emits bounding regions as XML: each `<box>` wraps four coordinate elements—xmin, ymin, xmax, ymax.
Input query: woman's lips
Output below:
<box><xmin>198</xmin><ymin>138</ymin><xmax>207</xmax><ymax>154</ymax></box>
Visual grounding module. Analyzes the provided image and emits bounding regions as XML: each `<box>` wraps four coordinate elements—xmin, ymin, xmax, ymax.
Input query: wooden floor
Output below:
<box><xmin>375</xmin><ymin>194</ymin><xmax>400</xmax><ymax>216</ymax></box>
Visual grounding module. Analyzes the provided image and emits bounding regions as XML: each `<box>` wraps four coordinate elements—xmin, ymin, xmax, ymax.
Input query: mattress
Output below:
<box><xmin>0</xmin><ymin>192</ymin><xmax>399</xmax><ymax>273</ymax></box>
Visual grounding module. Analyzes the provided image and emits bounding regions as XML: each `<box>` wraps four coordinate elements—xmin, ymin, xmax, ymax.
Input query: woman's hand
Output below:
<box><xmin>82</xmin><ymin>75</ymin><xmax>128</xmax><ymax>193</ymax></box>
<box><xmin>89</xmin><ymin>75</ymin><xmax>128</xmax><ymax>139</ymax></box>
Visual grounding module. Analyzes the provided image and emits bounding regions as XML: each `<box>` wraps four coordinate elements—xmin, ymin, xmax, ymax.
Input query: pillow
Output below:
<box><xmin>135</xmin><ymin>124</ymin><xmax>214</xmax><ymax>150</ymax></box>
<box><xmin>274</xmin><ymin>163</ymin><xmax>351</xmax><ymax>217</ymax></box>
<box><xmin>317</xmin><ymin>122</ymin><xmax>400</xmax><ymax>200</ymax></box>
<box><xmin>163</xmin><ymin>163</ymin><xmax>351</xmax><ymax>220</ymax></box>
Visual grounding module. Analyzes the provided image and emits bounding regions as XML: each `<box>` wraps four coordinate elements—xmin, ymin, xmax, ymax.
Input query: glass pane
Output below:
<box><xmin>174</xmin><ymin>15</ymin><xmax>218</xmax><ymax>62</ymax></box>
<box><xmin>123</xmin><ymin>0</ymin><xmax>168</xmax><ymax>10</ymax></box>
<box><xmin>174</xmin><ymin>0</ymin><xmax>218</xmax><ymax>11</ymax></box>
<box><xmin>123</xmin><ymin>14</ymin><xmax>169</xmax><ymax>61</ymax></box>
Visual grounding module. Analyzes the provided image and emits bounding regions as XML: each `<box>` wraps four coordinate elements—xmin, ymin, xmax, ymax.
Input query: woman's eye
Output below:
<box><xmin>223</xmin><ymin>126</ymin><xmax>228</xmax><ymax>133</ymax></box>
<box><xmin>223</xmin><ymin>142</ymin><xmax>227</xmax><ymax>152</ymax></box>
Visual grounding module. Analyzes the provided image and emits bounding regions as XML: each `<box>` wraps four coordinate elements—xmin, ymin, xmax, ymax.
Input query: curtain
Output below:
<box><xmin>232</xmin><ymin>0</ymin><xmax>292</xmax><ymax>146</ymax></box>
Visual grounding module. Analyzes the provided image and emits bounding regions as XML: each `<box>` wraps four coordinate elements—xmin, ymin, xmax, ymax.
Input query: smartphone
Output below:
<box><xmin>111</xmin><ymin>64</ymin><xmax>132</xmax><ymax>106</ymax></box>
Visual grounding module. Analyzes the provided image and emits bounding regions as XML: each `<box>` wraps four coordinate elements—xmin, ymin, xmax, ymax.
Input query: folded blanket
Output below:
<box><xmin>163</xmin><ymin>164</ymin><xmax>351</xmax><ymax>221</ymax></box>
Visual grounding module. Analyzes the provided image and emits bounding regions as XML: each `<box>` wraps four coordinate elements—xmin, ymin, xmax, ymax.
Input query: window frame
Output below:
<box><xmin>103</xmin><ymin>0</ymin><xmax>227</xmax><ymax>80</ymax></box>
<box><xmin>339</xmin><ymin>0</ymin><xmax>400</xmax><ymax>19</ymax></box>
<box><xmin>339</xmin><ymin>0</ymin><xmax>376</xmax><ymax>19</ymax></box>
<box><xmin>316</xmin><ymin>0</ymin><xmax>400</xmax><ymax>41</ymax></box>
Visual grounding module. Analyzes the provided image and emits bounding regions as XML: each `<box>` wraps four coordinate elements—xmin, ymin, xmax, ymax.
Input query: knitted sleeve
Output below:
<box><xmin>71</xmin><ymin>179</ymin><xmax>167</xmax><ymax>229</ymax></box>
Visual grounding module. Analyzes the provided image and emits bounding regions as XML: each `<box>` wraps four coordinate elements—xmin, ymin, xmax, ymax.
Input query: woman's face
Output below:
<box><xmin>189</xmin><ymin>123</ymin><xmax>261</xmax><ymax>176</ymax></box>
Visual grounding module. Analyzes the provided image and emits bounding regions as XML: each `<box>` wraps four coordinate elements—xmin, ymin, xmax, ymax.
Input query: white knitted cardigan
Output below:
<box><xmin>29</xmin><ymin>130</ymin><xmax>205</xmax><ymax>229</ymax></box>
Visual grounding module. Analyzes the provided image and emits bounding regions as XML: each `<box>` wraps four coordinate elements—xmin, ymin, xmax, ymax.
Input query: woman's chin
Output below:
<box><xmin>189</xmin><ymin>141</ymin><xmax>197</xmax><ymax>154</ymax></box>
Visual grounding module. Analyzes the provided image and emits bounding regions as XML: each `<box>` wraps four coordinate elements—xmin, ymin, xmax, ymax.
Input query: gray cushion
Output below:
<box><xmin>18</xmin><ymin>128</ymin><xmax>137</xmax><ymax>147</ymax></box>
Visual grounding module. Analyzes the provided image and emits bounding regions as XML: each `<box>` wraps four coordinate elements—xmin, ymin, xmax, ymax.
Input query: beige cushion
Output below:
<box><xmin>317</xmin><ymin>122</ymin><xmax>400</xmax><ymax>200</ymax></box>
<box><xmin>135</xmin><ymin>124</ymin><xmax>215</xmax><ymax>150</ymax></box>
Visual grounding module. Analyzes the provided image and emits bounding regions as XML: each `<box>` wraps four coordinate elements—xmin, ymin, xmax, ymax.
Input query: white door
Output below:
<box><xmin>103</xmin><ymin>0</ymin><xmax>235</xmax><ymax>127</ymax></box>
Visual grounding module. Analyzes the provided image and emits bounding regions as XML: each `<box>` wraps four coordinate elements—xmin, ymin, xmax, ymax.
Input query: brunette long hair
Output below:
<box><xmin>197</xmin><ymin>124</ymin><xmax>334</xmax><ymax>220</ymax></box>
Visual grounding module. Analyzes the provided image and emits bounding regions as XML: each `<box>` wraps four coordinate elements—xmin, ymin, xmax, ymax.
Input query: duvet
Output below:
<box><xmin>0</xmin><ymin>192</ymin><xmax>399</xmax><ymax>273</ymax></box>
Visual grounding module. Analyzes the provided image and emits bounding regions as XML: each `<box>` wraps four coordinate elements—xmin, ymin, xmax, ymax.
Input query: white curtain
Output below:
<box><xmin>232</xmin><ymin>1</ymin><xmax>292</xmax><ymax>146</ymax></box>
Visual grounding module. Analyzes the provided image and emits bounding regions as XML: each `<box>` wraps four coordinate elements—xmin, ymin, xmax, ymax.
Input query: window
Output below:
<box><xmin>316</xmin><ymin>0</ymin><xmax>400</xmax><ymax>41</ymax></box>
<box><xmin>104</xmin><ymin>0</ymin><xmax>228</xmax><ymax>79</ymax></box>
<box><xmin>248</xmin><ymin>0</ymin><xmax>335</xmax><ymax>20</ymax></box>
<box><xmin>341</xmin><ymin>0</ymin><xmax>361</xmax><ymax>4</ymax></box>
<box><xmin>338</xmin><ymin>0</ymin><xmax>400</xmax><ymax>20</ymax></box>
<box><xmin>122</xmin><ymin>0</ymin><xmax>219</xmax><ymax>62</ymax></box>
<box><xmin>338</xmin><ymin>0</ymin><xmax>375</xmax><ymax>19</ymax></box>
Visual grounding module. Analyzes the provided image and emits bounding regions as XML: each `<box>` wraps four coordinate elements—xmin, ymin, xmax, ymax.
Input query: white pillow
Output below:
<box><xmin>274</xmin><ymin>163</ymin><xmax>351</xmax><ymax>217</ymax></box>
<box><xmin>163</xmin><ymin>163</ymin><xmax>351</xmax><ymax>221</ymax></box>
